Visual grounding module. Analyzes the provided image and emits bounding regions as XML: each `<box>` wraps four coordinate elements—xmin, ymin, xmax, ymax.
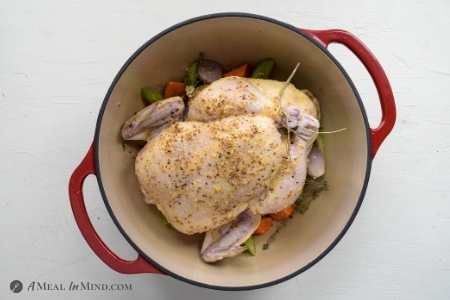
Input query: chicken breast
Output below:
<box><xmin>135</xmin><ymin>115</ymin><xmax>285</xmax><ymax>234</ymax></box>
<box><xmin>187</xmin><ymin>77</ymin><xmax>318</xmax><ymax>122</ymax></box>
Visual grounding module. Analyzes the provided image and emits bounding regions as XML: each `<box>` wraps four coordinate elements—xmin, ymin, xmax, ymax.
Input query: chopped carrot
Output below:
<box><xmin>164</xmin><ymin>81</ymin><xmax>186</xmax><ymax>98</ymax></box>
<box><xmin>254</xmin><ymin>217</ymin><xmax>273</xmax><ymax>235</ymax></box>
<box><xmin>223</xmin><ymin>64</ymin><xmax>250</xmax><ymax>77</ymax></box>
<box><xmin>270</xmin><ymin>205</ymin><xmax>295</xmax><ymax>221</ymax></box>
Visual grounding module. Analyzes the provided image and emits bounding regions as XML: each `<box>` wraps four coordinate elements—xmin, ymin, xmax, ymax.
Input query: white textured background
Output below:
<box><xmin>1</xmin><ymin>0</ymin><xmax>450</xmax><ymax>299</ymax></box>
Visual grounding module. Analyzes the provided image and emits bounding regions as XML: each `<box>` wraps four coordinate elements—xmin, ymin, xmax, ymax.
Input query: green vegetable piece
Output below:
<box><xmin>244</xmin><ymin>236</ymin><xmax>256</xmax><ymax>256</ymax></box>
<box><xmin>251</xmin><ymin>58</ymin><xmax>275</xmax><ymax>79</ymax></box>
<box><xmin>295</xmin><ymin>176</ymin><xmax>328</xmax><ymax>214</ymax></box>
<box><xmin>141</xmin><ymin>87</ymin><xmax>162</xmax><ymax>104</ymax></box>
<box><xmin>185</xmin><ymin>61</ymin><xmax>199</xmax><ymax>87</ymax></box>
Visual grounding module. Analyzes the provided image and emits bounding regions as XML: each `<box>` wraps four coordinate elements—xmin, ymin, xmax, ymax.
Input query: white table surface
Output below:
<box><xmin>1</xmin><ymin>0</ymin><xmax>449</xmax><ymax>299</ymax></box>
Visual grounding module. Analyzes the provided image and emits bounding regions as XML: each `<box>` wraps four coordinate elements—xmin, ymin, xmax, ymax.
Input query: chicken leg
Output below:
<box><xmin>201</xmin><ymin>209</ymin><xmax>261</xmax><ymax>262</ymax></box>
<box><xmin>122</xmin><ymin>96</ymin><xmax>185</xmax><ymax>140</ymax></box>
<box><xmin>251</xmin><ymin>107</ymin><xmax>319</xmax><ymax>214</ymax></box>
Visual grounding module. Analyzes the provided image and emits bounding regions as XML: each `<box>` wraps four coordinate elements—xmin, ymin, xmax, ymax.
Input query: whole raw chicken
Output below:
<box><xmin>122</xmin><ymin>76</ymin><xmax>321</xmax><ymax>262</ymax></box>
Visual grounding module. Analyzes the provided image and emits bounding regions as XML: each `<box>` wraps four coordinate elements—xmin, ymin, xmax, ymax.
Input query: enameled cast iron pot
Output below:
<box><xmin>69</xmin><ymin>13</ymin><xmax>396</xmax><ymax>290</ymax></box>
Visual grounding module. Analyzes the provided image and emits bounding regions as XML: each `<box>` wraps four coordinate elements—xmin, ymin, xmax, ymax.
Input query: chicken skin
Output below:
<box><xmin>135</xmin><ymin>115</ymin><xmax>285</xmax><ymax>234</ymax></box>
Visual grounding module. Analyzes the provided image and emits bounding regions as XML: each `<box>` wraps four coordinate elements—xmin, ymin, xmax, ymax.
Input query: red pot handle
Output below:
<box><xmin>301</xmin><ymin>29</ymin><xmax>396</xmax><ymax>158</ymax></box>
<box><xmin>69</xmin><ymin>144</ymin><xmax>161</xmax><ymax>274</ymax></box>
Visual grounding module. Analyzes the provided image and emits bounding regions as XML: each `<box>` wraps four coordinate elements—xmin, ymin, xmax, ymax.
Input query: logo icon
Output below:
<box><xmin>10</xmin><ymin>280</ymin><xmax>23</xmax><ymax>293</ymax></box>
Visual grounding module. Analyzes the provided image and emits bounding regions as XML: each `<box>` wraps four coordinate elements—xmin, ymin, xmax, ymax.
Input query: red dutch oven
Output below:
<box><xmin>69</xmin><ymin>13</ymin><xmax>396</xmax><ymax>290</ymax></box>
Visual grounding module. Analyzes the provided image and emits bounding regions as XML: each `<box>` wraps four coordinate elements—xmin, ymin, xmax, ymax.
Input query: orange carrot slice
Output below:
<box><xmin>223</xmin><ymin>64</ymin><xmax>250</xmax><ymax>77</ymax></box>
<box><xmin>164</xmin><ymin>81</ymin><xmax>185</xmax><ymax>98</ymax></box>
<box><xmin>270</xmin><ymin>205</ymin><xmax>295</xmax><ymax>221</ymax></box>
<box><xmin>254</xmin><ymin>217</ymin><xmax>273</xmax><ymax>235</ymax></box>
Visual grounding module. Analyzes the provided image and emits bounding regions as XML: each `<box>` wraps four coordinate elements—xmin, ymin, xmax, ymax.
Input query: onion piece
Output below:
<box><xmin>307</xmin><ymin>146</ymin><xmax>325</xmax><ymax>179</ymax></box>
<box><xmin>198</xmin><ymin>59</ymin><xmax>223</xmax><ymax>83</ymax></box>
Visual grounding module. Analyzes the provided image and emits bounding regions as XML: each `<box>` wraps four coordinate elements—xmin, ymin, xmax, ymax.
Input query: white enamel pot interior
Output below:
<box><xmin>91</xmin><ymin>13</ymin><xmax>394</xmax><ymax>290</ymax></box>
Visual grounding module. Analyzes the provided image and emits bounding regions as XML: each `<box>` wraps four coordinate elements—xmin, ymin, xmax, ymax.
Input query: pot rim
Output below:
<box><xmin>93</xmin><ymin>12</ymin><xmax>372</xmax><ymax>291</ymax></box>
